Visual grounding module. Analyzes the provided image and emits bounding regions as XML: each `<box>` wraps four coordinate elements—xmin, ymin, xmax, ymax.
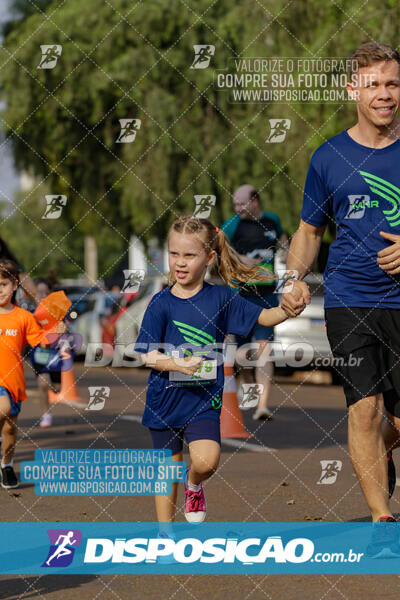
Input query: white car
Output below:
<box><xmin>69</xmin><ymin>291</ymin><xmax>119</xmax><ymax>356</ymax></box>
<box><xmin>115</xmin><ymin>276</ymin><xmax>167</xmax><ymax>346</ymax></box>
<box><xmin>274</xmin><ymin>273</ymin><xmax>333</xmax><ymax>374</ymax></box>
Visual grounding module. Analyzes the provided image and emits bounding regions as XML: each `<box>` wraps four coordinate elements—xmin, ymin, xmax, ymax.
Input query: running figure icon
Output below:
<box><xmin>45</xmin><ymin>531</ymin><xmax>77</xmax><ymax>566</ymax></box>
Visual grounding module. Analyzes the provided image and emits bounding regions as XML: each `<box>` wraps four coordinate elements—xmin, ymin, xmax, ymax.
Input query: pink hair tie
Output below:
<box><xmin>215</xmin><ymin>227</ymin><xmax>219</xmax><ymax>232</ymax></box>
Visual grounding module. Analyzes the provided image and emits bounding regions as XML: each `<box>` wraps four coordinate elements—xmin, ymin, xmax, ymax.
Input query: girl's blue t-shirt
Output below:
<box><xmin>134</xmin><ymin>282</ymin><xmax>262</xmax><ymax>429</ymax></box>
<box><xmin>301</xmin><ymin>130</ymin><xmax>400</xmax><ymax>308</ymax></box>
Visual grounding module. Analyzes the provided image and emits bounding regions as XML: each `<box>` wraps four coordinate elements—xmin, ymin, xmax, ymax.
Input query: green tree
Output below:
<box><xmin>1</xmin><ymin>0</ymin><xmax>399</xmax><ymax>268</ymax></box>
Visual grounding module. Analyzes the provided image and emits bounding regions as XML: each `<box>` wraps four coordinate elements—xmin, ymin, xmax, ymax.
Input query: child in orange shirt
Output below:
<box><xmin>0</xmin><ymin>259</ymin><xmax>52</xmax><ymax>489</ymax></box>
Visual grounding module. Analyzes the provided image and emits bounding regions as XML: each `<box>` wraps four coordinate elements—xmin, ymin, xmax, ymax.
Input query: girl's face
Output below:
<box><xmin>0</xmin><ymin>276</ymin><xmax>17</xmax><ymax>306</ymax></box>
<box><xmin>37</xmin><ymin>282</ymin><xmax>50</xmax><ymax>301</ymax></box>
<box><xmin>168</xmin><ymin>231</ymin><xmax>215</xmax><ymax>286</ymax></box>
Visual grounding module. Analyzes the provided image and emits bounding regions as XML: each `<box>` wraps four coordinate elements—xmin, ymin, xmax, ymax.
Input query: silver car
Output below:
<box><xmin>274</xmin><ymin>273</ymin><xmax>333</xmax><ymax>374</ymax></box>
<box><xmin>69</xmin><ymin>291</ymin><xmax>119</xmax><ymax>356</ymax></box>
<box><xmin>115</xmin><ymin>276</ymin><xmax>167</xmax><ymax>346</ymax></box>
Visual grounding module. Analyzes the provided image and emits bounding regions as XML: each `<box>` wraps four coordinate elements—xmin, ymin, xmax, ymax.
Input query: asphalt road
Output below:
<box><xmin>0</xmin><ymin>363</ymin><xmax>399</xmax><ymax>599</ymax></box>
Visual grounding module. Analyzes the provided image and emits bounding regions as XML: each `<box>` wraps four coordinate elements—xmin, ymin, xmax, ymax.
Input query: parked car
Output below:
<box><xmin>274</xmin><ymin>273</ymin><xmax>333</xmax><ymax>374</ymax></box>
<box><xmin>114</xmin><ymin>276</ymin><xmax>167</xmax><ymax>346</ymax></box>
<box><xmin>69</xmin><ymin>291</ymin><xmax>120</xmax><ymax>356</ymax></box>
<box><xmin>61</xmin><ymin>285</ymin><xmax>100</xmax><ymax>320</ymax></box>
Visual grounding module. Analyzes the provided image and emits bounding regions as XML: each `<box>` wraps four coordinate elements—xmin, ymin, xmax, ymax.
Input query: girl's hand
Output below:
<box><xmin>281</xmin><ymin>302</ymin><xmax>306</xmax><ymax>318</ymax></box>
<box><xmin>55</xmin><ymin>321</ymin><xmax>67</xmax><ymax>334</ymax></box>
<box><xmin>175</xmin><ymin>355</ymin><xmax>205</xmax><ymax>376</ymax></box>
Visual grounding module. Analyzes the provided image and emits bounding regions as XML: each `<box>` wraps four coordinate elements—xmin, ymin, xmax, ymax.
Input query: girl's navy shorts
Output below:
<box><xmin>149</xmin><ymin>417</ymin><xmax>221</xmax><ymax>455</ymax></box>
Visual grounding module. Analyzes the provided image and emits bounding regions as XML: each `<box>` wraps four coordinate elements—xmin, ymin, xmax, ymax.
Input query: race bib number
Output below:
<box><xmin>33</xmin><ymin>347</ymin><xmax>54</xmax><ymax>366</ymax></box>
<box><xmin>32</xmin><ymin>347</ymin><xmax>63</xmax><ymax>370</ymax></box>
<box><xmin>169</xmin><ymin>357</ymin><xmax>217</xmax><ymax>385</ymax></box>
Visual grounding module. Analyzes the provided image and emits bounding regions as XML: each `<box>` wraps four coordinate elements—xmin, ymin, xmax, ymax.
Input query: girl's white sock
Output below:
<box><xmin>1</xmin><ymin>460</ymin><xmax>13</xmax><ymax>468</ymax></box>
<box><xmin>187</xmin><ymin>480</ymin><xmax>201</xmax><ymax>492</ymax></box>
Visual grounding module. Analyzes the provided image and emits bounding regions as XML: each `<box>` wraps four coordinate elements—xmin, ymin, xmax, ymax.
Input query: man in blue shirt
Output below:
<box><xmin>282</xmin><ymin>43</ymin><xmax>400</xmax><ymax>530</ymax></box>
<box><xmin>222</xmin><ymin>185</ymin><xmax>288</xmax><ymax>420</ymax></box>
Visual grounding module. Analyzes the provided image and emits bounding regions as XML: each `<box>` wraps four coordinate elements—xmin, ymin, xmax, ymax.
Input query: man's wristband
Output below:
<box><xmin>280</xmin><ymin>273</ymin><xmax>298</xmax><ymax>286</ymax></box>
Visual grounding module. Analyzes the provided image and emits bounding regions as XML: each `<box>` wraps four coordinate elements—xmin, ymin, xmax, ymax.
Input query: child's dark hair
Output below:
<box><xmin>0</xmin><ymin>259</ymin><xmax>20</xmax><ymax>284</ymax></box>
<box><xmin>34</xmin><ymin>276</ymin><xmax>53</xmax><ymax>291</ymax></box>
<box><xmin>168</xmin><ymin>215</ymin><xmax>275</xmax><ymax>288</ymax></box>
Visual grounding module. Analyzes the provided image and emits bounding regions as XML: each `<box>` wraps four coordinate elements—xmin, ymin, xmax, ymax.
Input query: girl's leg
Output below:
<box><xmin>184</xmin><ymin>439</ymin><xmax>220</xmax><ymax>522</ymax></box>
<box><xmin>154</xmin><ymin>451</ymin><xmax>182</xmax><ymax>522</ymax></box>
<box><xmin>37</xmin><ymin>373</ymin><xmax>59</xmax><ymax>427</ymax></box>
<box><xmin>0</xmin><ymin>394</ymin><xmax>16</xmax><ymax>464</ymax></box>
<box><xmin>37</xmin><ymin>373</ymin><xmax>50</xmax><ymax>414</ymax></box>
<box><xmin>183</xmin><ymin>420</ymin><xmax>221</xmax><ymax>522</ymax></box>
<box><xmin>188</xmin><ymin>439</ymin><xmax>220</xmax><ymax>485</ymax></box>
<box><xmin>2</xmin><ymin>414</ymin><xmax>17</xmax><ymax>465</ymax></box>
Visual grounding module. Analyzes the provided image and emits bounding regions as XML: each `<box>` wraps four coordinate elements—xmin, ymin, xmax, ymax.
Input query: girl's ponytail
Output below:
<box><xmin>168</xmin><ymin>215</ymin><xmax>275</xmax><ymax>288</ymax></box>
<box><xmin>214</xmin><ymin>227</ymin><xmax>275</xmax><ymax>288</ymax></box>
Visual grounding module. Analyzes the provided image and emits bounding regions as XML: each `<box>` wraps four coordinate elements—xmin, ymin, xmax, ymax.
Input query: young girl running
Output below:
<box><xmin>0</xmin><ymin>260</ymin><xmax>65</xmax><ymax>489</ymax></box>
<box><xmin>134</xmin><ymin>216</ymin><xmax>305</xmax><ymax>524</ymax></box>
<box><xmin>29</xmin><ymin>278</ymin><xmax>63</xmax><ymax>428</ymax></box>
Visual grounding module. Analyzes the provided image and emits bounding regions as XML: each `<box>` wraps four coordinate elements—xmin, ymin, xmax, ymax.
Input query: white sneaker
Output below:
<box><xmin>252</xmin><ymin>407</ymin><xmax>273</xmax><ymax>421</ymax></box>
<box><xmin>40</xmin><ymin>413</ymin><xmax>53</xmax><ymax>428</ymax></box>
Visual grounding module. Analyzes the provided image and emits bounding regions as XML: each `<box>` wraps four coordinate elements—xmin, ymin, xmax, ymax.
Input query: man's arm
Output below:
<box><xmin>287</xmin><ymin>220</ymin><xmax>326</xmax><ymax>278</ymax></box>
<box><xmin>281</xmin><ymin>219</ymin><xmax>326</xmax><ymax>311</ymax></box>
<box><xmin>277</xmin><ymin>232</ymin><xmax>289</xmax><ymax>261</ymax></box>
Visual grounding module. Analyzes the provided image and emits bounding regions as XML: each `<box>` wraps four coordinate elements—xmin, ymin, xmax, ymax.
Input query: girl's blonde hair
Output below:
<box><xmin>167</xmin><ymin>215</ymin><xmax>276</xmax><ymax>288</ymax></box>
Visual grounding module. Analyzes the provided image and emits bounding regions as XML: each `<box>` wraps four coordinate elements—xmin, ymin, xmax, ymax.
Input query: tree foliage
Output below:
<box><xmin>1</xmin><ymin>0</ymin><xmax>400</xmax><ymax>275</ymax></box>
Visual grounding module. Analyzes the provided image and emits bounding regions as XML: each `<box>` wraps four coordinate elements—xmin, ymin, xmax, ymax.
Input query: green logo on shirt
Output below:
<box><xmin>359</xmin><ymin>171</ymin><xmax>400</xmax><ymax>227</ymax></box>
<box><xmin>173</xmin><ymin>320</ymin><xmax>216</xmax><ymax>347</ymax></box>
<box><xmin>211</xmin><ymin>394</ymin><xmax>222</xmax><ymax>410</ymax></box>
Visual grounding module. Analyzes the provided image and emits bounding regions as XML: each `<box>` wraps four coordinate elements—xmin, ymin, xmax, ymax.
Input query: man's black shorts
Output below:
<box><xmin>325</xmin><ymin>307</ymin><xmax>400</xmax><ymax>416</ymax></box>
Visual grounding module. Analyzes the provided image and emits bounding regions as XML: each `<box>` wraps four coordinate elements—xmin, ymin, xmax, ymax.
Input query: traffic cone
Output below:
<box><xmin>220</xmin><ymin>362</ymin><xmax>251</xmax><ymax>439</ymax></box>
<box><xmin>48</xmin><ymin>367</ymin><xmax>86</xmax><ymax>407</ymax></box>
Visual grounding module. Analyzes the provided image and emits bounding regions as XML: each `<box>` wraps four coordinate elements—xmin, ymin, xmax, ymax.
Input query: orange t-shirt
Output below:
<box><xmin>0</xmin><ymin>306</ymin><xmax>45</xmax><ymax>403</ymax></box>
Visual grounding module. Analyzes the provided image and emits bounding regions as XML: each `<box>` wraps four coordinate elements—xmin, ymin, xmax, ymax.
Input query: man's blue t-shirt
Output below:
<box><xmin>301</xmin><ymin>130</ymin><xmax>400</xmax><ymax>308</ymax></box>
<box><xmin>134</xmin><ymin>282</ymin><xmax>262</xmax><ymax>429</ymax></box>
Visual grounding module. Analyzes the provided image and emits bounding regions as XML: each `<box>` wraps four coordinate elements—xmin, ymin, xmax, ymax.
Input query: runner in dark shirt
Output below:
<box><xmin>222</xmin><ymin>184</ymin><xmax>288</xmax><ymax>420</ymax></box>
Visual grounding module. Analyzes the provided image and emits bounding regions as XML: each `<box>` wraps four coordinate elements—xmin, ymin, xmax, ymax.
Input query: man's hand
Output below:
<box><xmin>377</xmin><ymin>231</ymin><xmax>400</xmax><ymax>275</ymax></box>
<box><xmin>174</xmin><ymin>355</ymin><xmax>205</xmax><ymax>376</ymax></box>
<box><xmin>280</xmin><ymin>279</ymin><xmax>310</xmax><ymax>318</ymax></box>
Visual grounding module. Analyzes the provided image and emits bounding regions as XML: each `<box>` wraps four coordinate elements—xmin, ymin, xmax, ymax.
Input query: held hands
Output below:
<box><xmin>280</xmin><ymin>279</ymin><xmax>310</xmax><ymax>318</ymax></box>
<box><xmin>377</xmin><ymin>232</ymin><xmax>400</xmax><ymax>275</ymax></box>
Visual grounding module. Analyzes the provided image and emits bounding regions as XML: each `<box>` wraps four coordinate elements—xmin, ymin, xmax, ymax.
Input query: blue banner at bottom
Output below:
<box><xmin>2</xmin><ymin>522</ymin><xmax>400</xmax><ymax>574</ymax></box>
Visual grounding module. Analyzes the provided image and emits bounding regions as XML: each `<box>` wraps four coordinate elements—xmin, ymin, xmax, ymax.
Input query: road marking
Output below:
<box><xmin>120</xmin><ymin>414</ymin><xmax>142</xmax><ymax>423</ymax></box>
<box><xmin>65</xmin><ymin>401</ymin><xmax>88</xmax><ymax>409</ymax></box>
<box><xmin>120</xmin><ymin>415</ymin><xmax>276</xmax><ymax>452</ymax></box>
<box><xmin>222</xmin><ymin>439</ymin><xmax>276</xmax><ymax>452</ymax></box>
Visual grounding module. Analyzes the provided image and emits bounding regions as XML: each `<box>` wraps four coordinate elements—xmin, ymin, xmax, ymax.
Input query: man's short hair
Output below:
<box><xmin>233</xmin><ymin>184</ymin><xmax>259</xmax><ymax>204</ymax></box>
<box><xmin>349</xmin><ymin>42</ymin><xmax>400</xmax><ymax>78</ymax></box>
